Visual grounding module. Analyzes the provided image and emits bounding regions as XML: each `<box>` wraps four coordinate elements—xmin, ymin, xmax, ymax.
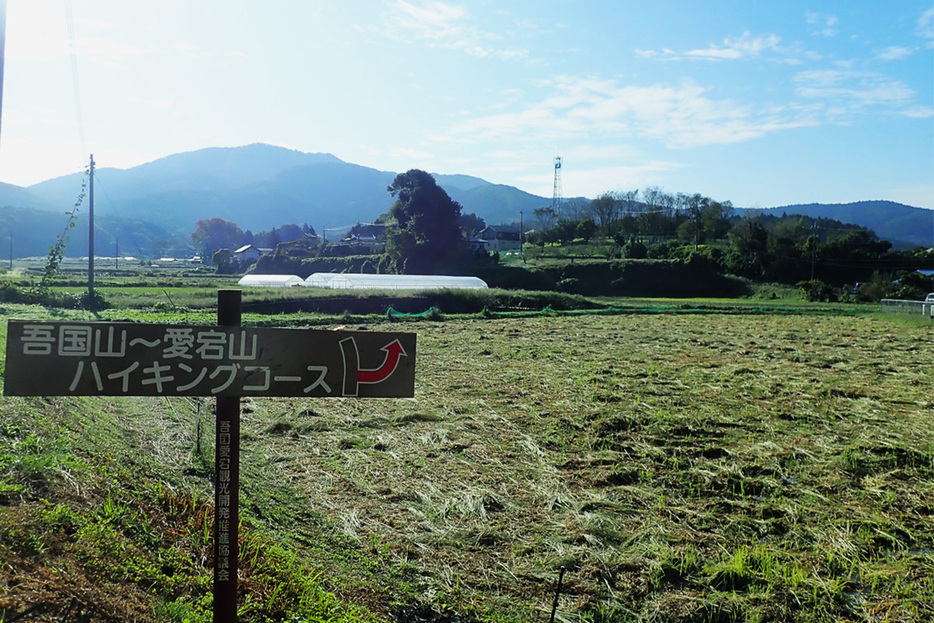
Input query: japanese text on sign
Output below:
<box><xmin>4</xmin><ymin>321</ymin><xmax>416</xmax><ymax>398</ymax></box>
<box><xmin>216</xmin><ymin>418</ymin><xmax>233</xmax><ymax>583</ymax></box>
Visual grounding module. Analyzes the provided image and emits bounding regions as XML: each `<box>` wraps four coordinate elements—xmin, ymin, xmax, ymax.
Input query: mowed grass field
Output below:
<box><xmin>2</xmin><ymin>309</ymin><xmax>933</xmax><ymax>622</ymax></box>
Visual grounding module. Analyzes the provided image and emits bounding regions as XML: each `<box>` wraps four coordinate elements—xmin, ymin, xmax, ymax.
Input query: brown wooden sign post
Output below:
<box><xmin>215</xmin><ymin>289</ymin><xmax>240</xmax><ymax>621</ymax></box>
<box><xmin>3</xmin><ymin>290</ymin><xmax>416</xmax><ymax>622</ymax></box>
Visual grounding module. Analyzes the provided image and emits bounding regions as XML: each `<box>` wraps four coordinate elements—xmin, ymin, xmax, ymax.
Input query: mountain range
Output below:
<box><xmin>0</xmin><ymin>143</ymin><xmax>930</xmax><ymax>257</ymax></box>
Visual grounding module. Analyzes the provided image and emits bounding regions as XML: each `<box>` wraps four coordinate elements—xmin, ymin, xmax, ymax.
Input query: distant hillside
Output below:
<box><xmin>21</xmin><ymin>144</ymin><xmax>547</xmax><ymax>236</ymax></box>
<box><xmin>446</xmin><ymin>183</ymin><xmax>550</xmax><ymax>225</ymax></box>
<box><xmin>3</xmin><ymin>143</ymin><xmax>929</xmax><ymax>258</ymax></box>
<box><xmin>0</xmin><ymin>182</ymin><xmax>54</xmax><ymax>211</ymax></box>
<box><xmin>432</xmin><ymin>173</ymin><xmax>492</xmax><ymax>191</ymax></box>
<box><xmin>0</xmin><ymin>204</ymin><xmax>186</xmax><ymax>259</ymax></box>
<box><xmin>743</xmin><ymin>201</ymin><xmax>933</xmax><ymax>249</ymax></box>
<box><xmin>26</xmin><ymin>144</ymin><xmax>343</xmax><ymax>203</ymax></box>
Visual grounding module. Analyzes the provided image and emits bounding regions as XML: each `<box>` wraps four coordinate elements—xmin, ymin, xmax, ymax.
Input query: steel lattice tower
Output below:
<box><xmin>552</xmin><ymin>156</ymin><xmax>562</xmax><ymax>212</ymax></box>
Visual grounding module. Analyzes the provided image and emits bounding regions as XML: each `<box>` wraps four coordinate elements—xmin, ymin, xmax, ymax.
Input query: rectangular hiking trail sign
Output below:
<box><xmin>3</xmin><ymin>320</ymin><xmax>416</xmax><ymax>398</ymax></box>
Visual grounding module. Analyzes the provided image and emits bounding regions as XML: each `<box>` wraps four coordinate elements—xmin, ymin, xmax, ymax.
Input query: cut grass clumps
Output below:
<box><xmin>1</xmin><ymin>309</ymin><xmax>933</xmax><ymax>621</ymax></box>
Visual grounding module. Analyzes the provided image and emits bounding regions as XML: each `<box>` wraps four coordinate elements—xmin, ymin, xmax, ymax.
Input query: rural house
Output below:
<box><xmin>476</xmin><ymin>225</ymin><xmax>522</xmax><ymax>253</ymax></box>
<box><xmin>233</xmin><ymin>244</ymin><xmax>262</xmax><ymax>264</ymax></box>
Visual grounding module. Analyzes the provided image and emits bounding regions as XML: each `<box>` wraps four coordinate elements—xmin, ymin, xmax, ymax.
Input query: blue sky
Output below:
<box><xmin>1</xmin><ymin>0</ymin><xmax>932</xmax><ymax>209</ymax></box>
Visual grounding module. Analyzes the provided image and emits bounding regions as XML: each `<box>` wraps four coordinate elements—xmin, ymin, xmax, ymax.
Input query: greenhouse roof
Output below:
<box><xmin>303</xmin><ymin>273</ymin><xmax>488</xmax><ymax>290</ymax></box>
<box><xmin>237</xmin><ymin>274</ymin><xmax>304</xmax><ymax>287</ymax></box>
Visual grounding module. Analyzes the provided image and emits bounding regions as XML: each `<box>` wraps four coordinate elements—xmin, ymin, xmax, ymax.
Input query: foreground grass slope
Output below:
<box><xmin>2</xmin><ymin>307</ymin><xmax>933</xmax><ymax>621</ymax></box>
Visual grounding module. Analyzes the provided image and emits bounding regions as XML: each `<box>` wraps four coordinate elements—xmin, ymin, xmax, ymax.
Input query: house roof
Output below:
<box><xmin>480</xmin><ymin>225</ymin><xmax>520</xmax><ymax>234</ymax></box>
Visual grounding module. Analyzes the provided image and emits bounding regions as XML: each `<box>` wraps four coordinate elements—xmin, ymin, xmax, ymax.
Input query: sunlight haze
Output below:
<box><xmin>1</xmin><ymin>0</ymin><xmax>932</xmax><ymax>208</ymax></box>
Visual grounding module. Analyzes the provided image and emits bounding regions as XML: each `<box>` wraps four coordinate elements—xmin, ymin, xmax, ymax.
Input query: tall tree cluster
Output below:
<box><xmin>191</xmin><ymin>218</ymin><xmax>315</xmax><ymax>259</ymax></box>
<box><xmin>530</xmin><ymin>189</ymin><xmax>733</xmax><ymax>247</ymax></box>
<box><xmin>525</xmin><ymin>186</ymin><xmax>921</xmax><ymax>286</ymax></box>
<box><xmin>381</xmin><ymin>169</ymin><xmax>465</xmax><ymax>274</ymax></box>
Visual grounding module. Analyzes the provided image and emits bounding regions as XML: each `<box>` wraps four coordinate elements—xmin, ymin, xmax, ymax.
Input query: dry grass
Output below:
<box><xmin>3</xmin><ymin>311</ymin><xmax>933</xmax><ymax>621</ymax></box>
<box><xmin>223</xmin><ymin>313</ymin><xmax>934</xmax><ymax>620</ymax></box>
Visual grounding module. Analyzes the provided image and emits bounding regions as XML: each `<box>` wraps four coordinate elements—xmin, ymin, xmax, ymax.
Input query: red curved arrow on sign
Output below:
<box><xmin>357</xmin><ymin>339</ymin><xmax>408</xmax><ymax>384</ymax></box>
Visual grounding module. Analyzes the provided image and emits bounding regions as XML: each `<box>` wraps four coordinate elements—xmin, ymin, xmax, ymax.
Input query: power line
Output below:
<box><xmin>63</xmin><ymin>0</ymin><xmax>86</xmax><ymax>156</ymax></box>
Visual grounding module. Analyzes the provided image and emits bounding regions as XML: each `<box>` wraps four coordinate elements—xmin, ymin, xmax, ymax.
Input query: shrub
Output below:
<box><xmin>0</xmin><ymin>282</ymin><xmax>26</xmax><ymax>304</ymax></box>
<box><xmin>622</xmin><ymin>236</ymin><xmax>648</xmax><ymax>259</ymax></box>
<box><xmin>797</xmin><ymin>279</ymin><xmax>837</xmax><ymax>302</ymax></box>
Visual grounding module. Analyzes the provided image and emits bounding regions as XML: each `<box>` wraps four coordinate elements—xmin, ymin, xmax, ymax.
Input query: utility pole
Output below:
<box><xmin>88</xmin><ymin>154</ymin><xmax>95</xmax><ymax>309</ymax></box>
<box><xmin>552</xmin><ymin>157</ymin><xmax>562</xmax><ymax>213</ymax></box>
<box><xmin>519</xmin><ymin>209</ymin><xmax>525</xmax><ymax>262</ymax></box>
<box><xmin>810</xmin><ymin>218</ymin><xmax>817</xmax><ymax>281</ymax></box>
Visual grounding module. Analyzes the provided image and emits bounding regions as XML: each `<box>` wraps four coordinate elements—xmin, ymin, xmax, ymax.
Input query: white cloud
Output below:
<box><xmin>394</xmin><ymin>0</ymin><xmax>467</xmax><ymax>28</ymax></box>
<box><xmin>684</xmin><ymin>32</ymin><xmax>782</xmax><ymax>61</ymax></box>
<box><xmin>389</xmin><ymin>0</ymin><xmax>528</xmax><ymax>60</ymax></box>
<box><xmin>806</xmin><ymin>11</ymin><xmax>838</xmax><ymax>37</ymax></box>
<box><xmin>390</xmin><ymin>147</ymin><xmax>436</xmax><ymax>162</ymax></box>
<box><xmin>919</xmin><ymin>7</ymin><xmax>934</xmax><ymax>47</ymax></box>
<box><xmin>876</xmin><ymin>46</ymin><xmax>915</xmax><ymax>61</ymax></box>
<box><xmin>637</xmin><ymin>32</ymin><xmax>782</xmax><ymax>62</ymax></box>
<box><xmin>444</xmin><ymin>76</ymin><xmax>817</xmax><ymax>150</ymax></box>
<box><xmin>795</xmin><ymin>70</ymin><xmax>915</xmax><ymax>106</ymax></box>
<box><xmin>474</xmin><ymin>154</ymin><xmax>682</xmax><ymax>199</ymax></box>
<box><xmin>902</xmin><ymin>106</ymin><xmax>934</xmax><ymax>119</ymax></box>
<box><xmin>552</xmin><ymin>161</ymin><xmax>684</xmax><ymax>198</ymax></box>
<box><xmin>560</xmin><ymin>144</ymin><xmax>643</xmax><ymax>163</ymax></box>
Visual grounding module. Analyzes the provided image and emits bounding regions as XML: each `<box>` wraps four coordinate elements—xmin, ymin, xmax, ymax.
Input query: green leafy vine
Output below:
<box><xmin>35</xmin><ymin>167</ymin><xmax>89</xmax><ymax>297</ymax></box>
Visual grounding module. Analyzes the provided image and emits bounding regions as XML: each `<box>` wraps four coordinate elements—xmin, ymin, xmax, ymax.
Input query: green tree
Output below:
<box><xmin>550</xmin><ymin>218</ymin><xmax>579</xmax><ymax>244</ymax></box>
<box><xmin>191</xmin><ymin>218</ymin><xmax>246</xmax><ymax>260</ymax></box>
<box><xmin>534</xmin><ymin>206</ymin><xmax>558</xmax><ymax>232</ymax></box>
<box><xmin>458</xmin><ymin>212</ymin><xmax>487</xmax><ymax>237</ymax></box>
<box><xmin>621</xmin><ymin>235</ymin><xmax>648</xmax><ymax>259</ymax></box>
<box><xmin>821</xmin><ymin>229</ymin><xmax>892</xmax><ymax>260</ymax></box>
<box><xmin>252</xmin><ymin>223</ymin><xmax>310</xmax><ymax>248</ymax></box>
<box><xmin>893</xmin><ymin>270</ymin><xmax>933</xmax><ymax>301</ymax></box>
<box><xmin>576</xmin><ymin>217</ymin><xmax>597</xmax><ymax>242</ymax></box>
<box><xmin>725</xmin><ymin>219</ymin><xmax>769</xmax><ymax>279</ymax></box>
<box><xmin>588</xmin><ymin>192</ymin><xmax>621</xmax><ymax>234</ymax></box>
<box><xmin>702</xmin><ymin>200</ymin><xmax>734</xmax><ymax>240</ymax></box>
<box><xmin>212</xmin><ymin>248</ymin><xmax>237</xmax><ymax>274</ymax></box>
<box><xmin>382</xmin><ymin>169</ymin><xmax>464</xmax><ymax>274</ymax></box>
<box><xmin>677</xmin><ymin>193</ymin><xmax>708</xmax><ymax>249</ymax></box>
<box><xmin>676</xmin><ymin>219</ymin><xmax>700</xmax><ymax>245</ymax></box>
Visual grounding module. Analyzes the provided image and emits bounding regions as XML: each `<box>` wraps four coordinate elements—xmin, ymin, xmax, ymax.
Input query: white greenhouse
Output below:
<box><xmin>303</xmin><ymin>273</ymin><xmax>336</xmax><ymax>288</ymax></box>
<box><xmin>303</xmin><ymin>273</ymin><xmax>488</xmax><ymax>290</ymax></box>
<box><xmin>237</xmin><ymin>274</ymin><xmax>304</xmax><ymax>287</ymax></box>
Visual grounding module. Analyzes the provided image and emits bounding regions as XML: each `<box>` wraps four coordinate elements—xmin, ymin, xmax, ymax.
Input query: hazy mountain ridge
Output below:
<box><xmin>432</xmin><ymin>174</ymin><xmax>493</xmax><ymax>192</ymax></box>
<box><xmin>0</xmin><ymin>203</ymin><xmax>181</xmax><ymax>259</ymax></box>
<box><xmin>0</xmin><ymin>144</ymin><xmax>930</xmax><ymax>257</ymax></box>
<box><xmin>741</xmin><ymin>201</ymin><xmax>933</xmax><ymax>249</ymax></box>
<box><xmin>5</xmin><ymin>145</ymin><xmax>547</xmax><ymax>243</ymax></box>
<box><xmin>0</xmin><ymin>182</ymin><xmax>53</xmax><ymax>211</ymax></box>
